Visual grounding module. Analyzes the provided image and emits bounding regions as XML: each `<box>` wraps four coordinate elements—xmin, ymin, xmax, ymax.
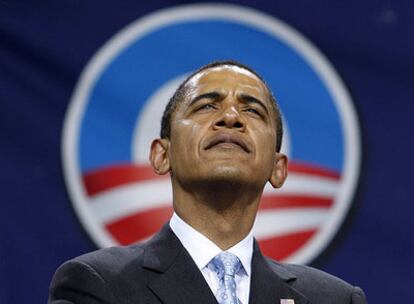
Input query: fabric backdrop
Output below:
<box><xmin>1</xmin><ymin>1</ymin><xmax>413</xmax><ymax>303</ymax></box>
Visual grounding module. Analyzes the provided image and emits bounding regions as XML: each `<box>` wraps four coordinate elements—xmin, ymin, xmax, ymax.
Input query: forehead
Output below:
<box><xmin>186</xmin><ymin>65</ymin><xmax>268</xmax><ymax>95</ymax></box>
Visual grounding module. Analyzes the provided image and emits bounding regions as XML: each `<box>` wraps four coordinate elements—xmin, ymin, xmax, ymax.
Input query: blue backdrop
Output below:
<box><xmin>1</xmin><ymin>1</ymin><xmax>413</xmax><ymax>303</ymax></box>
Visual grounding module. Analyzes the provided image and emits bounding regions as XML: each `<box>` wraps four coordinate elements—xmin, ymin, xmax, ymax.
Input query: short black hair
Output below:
<box><xmin>160</xmin><ymin>60</ymin><xmax>284</xmax><ymax>152</ymax></box>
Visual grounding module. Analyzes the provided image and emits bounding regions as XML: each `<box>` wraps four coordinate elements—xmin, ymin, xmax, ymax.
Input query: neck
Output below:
<box><xmin>172</xmin><ymin>179</ymin><xmax>262</xmax><ymax>250</ymax></box>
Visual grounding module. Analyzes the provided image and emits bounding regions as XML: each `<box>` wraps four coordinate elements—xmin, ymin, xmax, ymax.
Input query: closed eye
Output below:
<box><xmin>245</xmin><ymin>108</ymin><xmax>260</xmax><ymax>114</ymax></box>
<box><xmin>244</xmin><ymin>107</ymin><xmax>263</xmax><ymax>118</ymax></box>
<box><xmin>197</xmin><ymin>103</ymin><xmax>216</xmax><ymax>111</ymax></box>
<box><xmin>239</xmin><ymin>94</ymin><xmax>269</xmax><ymax>116</ymax></box>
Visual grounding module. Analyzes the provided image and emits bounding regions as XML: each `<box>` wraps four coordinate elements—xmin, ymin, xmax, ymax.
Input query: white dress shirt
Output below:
<box><xmin>169</xmin><ymin>212</ymin><xmax>253</xmax><ymax>304</ymax></box>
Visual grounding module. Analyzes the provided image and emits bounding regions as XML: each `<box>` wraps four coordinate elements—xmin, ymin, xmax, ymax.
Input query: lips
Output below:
<box><xmin>204</xmin><ymin>133</ymin><xmax>251</xmax><ymax>153</ymax></box>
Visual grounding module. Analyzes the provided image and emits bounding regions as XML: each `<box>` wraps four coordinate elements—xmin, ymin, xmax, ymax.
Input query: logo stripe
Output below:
<box><xmin>104</xmin><ymin>207</ymin><xmax>328</xmax><ymax>249</ymax></box>
<box><xmin>87</xmin><ymin>174</ymin><xmax>336</xmax><ymax>224</ymax></box>
<box><xmin>288</xmin><ymin>162</ymin><xmax>340</xmax><ymax>179</ymax></box>
<box><xmin>83</xmin><ymin>162</ymin><xmax>339</xmax><ymax>197</ymax></box>
<box><xmin>83</xmin><ymin>164</ymin><xmax>165</xmax><ymax>196</ymax></box>
<box><xmin>259</xmin><ymin>229</ymin><xmax>317</xmax><ymax>260</ymax></box>
<box><xmin>106</xmin><ymin>206</ymin><xmax>173</xmax><ymax>245</ymax></box>
<box><xmin>260</xmin><ymin>196</ymin><xmax>333</xmax><ymax>209</ymax></box>
<box><xmin>254</xmin><ymin>208</ymin><xmax>328</xmax><ymax>239</ymax></box>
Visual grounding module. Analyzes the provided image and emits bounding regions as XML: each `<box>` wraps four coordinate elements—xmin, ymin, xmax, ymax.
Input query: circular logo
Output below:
<box><xmin>62</xmin><ymin>4</ymin><xmax>361</xmax><ymax>264</ymax></box>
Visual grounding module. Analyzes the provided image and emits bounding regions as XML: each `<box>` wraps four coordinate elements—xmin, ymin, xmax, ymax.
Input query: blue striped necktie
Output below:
<box><xmin>210</xmin><ymin>252</ymin><xmax>242</xmax><ymax>304</ymax></box>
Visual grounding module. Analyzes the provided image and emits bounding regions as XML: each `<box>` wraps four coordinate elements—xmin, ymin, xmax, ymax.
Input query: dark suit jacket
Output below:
<box><xmin>48</xmin><ymin>225</ymin><xmax>367</xmax><ymax>304</ymax></box>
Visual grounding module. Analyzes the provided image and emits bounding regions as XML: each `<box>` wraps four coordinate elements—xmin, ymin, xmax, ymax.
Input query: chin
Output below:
<box><xmin>205</xmin><ymin>165</ymin><xmax>247</xmax><ymax>184</ymax></box>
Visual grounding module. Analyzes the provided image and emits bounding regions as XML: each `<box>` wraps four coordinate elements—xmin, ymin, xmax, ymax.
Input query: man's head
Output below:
<box><xmin>150</xmin><ymin>60</ymin><xmax>287</xmax><ymax>191</ymax></box>
<box><xmin>160</xmin><ymin>61</ymin><xmax>284</xmax><ymax>152</ymax></box>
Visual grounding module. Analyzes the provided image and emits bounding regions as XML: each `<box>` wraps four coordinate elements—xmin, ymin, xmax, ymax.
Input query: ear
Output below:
<box><xmin>149</xmin><ymin>138</ymin><xmax>171</xmax><ymax>175</ymax></box>
<box><xmin>269</xmin><ymin>153</ymin><xmax>288</xmax><ymax>188</ymax></box>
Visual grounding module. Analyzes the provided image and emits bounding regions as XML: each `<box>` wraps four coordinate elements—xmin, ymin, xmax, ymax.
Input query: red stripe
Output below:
<box><xmin>83</xmin><ymin>164</ymin><xmax>166</xmax><ymax>196</ymax></box>
<box><xmin>107</xmin><ymin>206</ymin><xmax>317</xmax><ymax>261</ymax></box>
<box><xmin>104</xmin><ymin>199</ymin><xmax>325</xmax><ymax>246</ymax></box>
<box><xmin>258</xmin><ymin>229</ymin><xmax>317</xmax><ymax>260</ymax></box>
<box><xmin>83</xmin><ymin>161</ymin><xmax>339</xmax><ymax>197</ymax></box>
<box><xmin>259</xmin><ymin>195</ymin><xmax>333</xmax><ymax>210</ymax></box>
<box><xmin>288</xmin><ymin>162</ymin><xmax>340</xmax><ymax>179</ymax></box>
<box><xmin>105</xmin><ymin>205</ymin><xmax>173</xmax><ymax>245</ymax></box>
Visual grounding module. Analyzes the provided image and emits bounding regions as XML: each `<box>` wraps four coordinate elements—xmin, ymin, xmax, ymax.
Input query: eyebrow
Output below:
<box><xmin>188</xmin><ymin>91</ymin><xmax>269</xmax><ymax>114</ymax></box>
<box><xmin>189</xmin><ymin>92</ymin><xmax>221</xmax><ymax>106</ymax></box>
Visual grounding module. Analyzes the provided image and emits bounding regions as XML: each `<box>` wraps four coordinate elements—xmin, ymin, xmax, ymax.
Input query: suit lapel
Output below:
<box><xmin>144</xmin><ymin>225</ymin><xmax>217</xmax><ymax>304</ymax></box>
<box><xmin>249</xmin><ymin>241</ymin><xmax>309</xmax><ymax>304</ymax></box>
<box><xmin>142</xmin><ymin>226</ymin><xmax>308</xmax><ymax>304</ymax></box>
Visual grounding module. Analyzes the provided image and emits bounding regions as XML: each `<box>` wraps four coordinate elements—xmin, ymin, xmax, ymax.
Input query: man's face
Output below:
<box><xmin>166</xmin><ymin>66</ymin><xmax>282</xmax><ymax>188</ymax></box>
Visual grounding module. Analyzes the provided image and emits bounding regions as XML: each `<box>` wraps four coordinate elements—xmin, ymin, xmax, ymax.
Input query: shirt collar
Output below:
<box><xmin>169</xmin><ymin>212</ymin><xmax>253</xmax><ymax>276</ymax></box>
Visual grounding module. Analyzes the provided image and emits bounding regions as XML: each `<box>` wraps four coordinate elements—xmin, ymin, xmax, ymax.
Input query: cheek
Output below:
<box><xmin>176</xmin><ymin>119</ymin><xmax>192</xmax><ymax>127</ymax></box>
<box><xmin>171</xmin><ymin>119</ymin><xmax>204</xmax><ymax>156</ymax></box>
<box><xmin>175</xmin><ymin>119</ymin><xmax>204</xmax><ymax>141</ymax></box>
<box><xmin>255</xmin><ymin>128</ymin><xmax>277</xmax><ymax>159</ymax></box>
<box><xmin>252</xmin><ymin>123</ymin><xmax>276</xmax><ymax>145</ymax></box>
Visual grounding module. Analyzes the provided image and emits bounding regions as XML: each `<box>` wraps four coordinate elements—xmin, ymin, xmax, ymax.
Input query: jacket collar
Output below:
<box><xmin>143</xmin><ymin>224</ymin><xmax>308</xmax><ymax>304</ymax></box>
<box><xmin>249</xmin><ymin>241</ymin><xmax>309</xmax><ymax>304</ymax></box>
<box><xmin>144</xmin><ymin>224</ymin><xmax>217</xmax><ymax>304</ymax></box>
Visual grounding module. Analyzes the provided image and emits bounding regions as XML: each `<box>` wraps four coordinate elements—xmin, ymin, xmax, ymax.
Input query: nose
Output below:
<box><xmin>213</xmin><ymin>105</ymin><xmax>246</xmax><ymax>131</ymax></box>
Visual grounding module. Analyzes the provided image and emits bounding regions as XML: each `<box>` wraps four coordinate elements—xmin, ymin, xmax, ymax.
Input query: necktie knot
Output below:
<box><xmin>211</xmin><ymin>252</ymin><xmax>241</xmax><ymax>279</ymax></box>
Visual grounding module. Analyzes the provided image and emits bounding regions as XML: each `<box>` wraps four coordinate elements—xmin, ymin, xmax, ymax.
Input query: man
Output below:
<box><xmin>49</xmin><ymin>61</ymin><xmax>367</xmax><ymax>303</ymax></box>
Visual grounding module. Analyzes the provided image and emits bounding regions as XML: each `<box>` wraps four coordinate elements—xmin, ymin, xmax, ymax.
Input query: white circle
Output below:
<box><xmin>62</xmin><ymin>3</ymin><xmax>361</xmax><ymax>264</ymax></box>
<box><xmin>132</xmin><ymin>74</ymin><xmax>188</xmax><ymax>163</ymax></box>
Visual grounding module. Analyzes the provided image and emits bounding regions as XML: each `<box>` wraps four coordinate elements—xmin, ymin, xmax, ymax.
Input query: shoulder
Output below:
<box><xmin>265</xmin><ymin>258</ymin><xmax>367</xmax><ymax>303</ymax></box>
<box><xmin>49</xmin><ymin>243</ymin><xmax>149</xmax><ymax>303</ymax></box>
<box><xmin>276</xmin><ymin>261</ymin><xmax>352</xmax><ymax>288</ymax></box>
<box><xmin>53</xmin><ymin>242</ymin><xmax>149</xmax><ymax>288</ymax></box>
<box><xmin>68</xmin><ymin>243</ymin><xmax>146</xmax><ymax>274</ymax></box>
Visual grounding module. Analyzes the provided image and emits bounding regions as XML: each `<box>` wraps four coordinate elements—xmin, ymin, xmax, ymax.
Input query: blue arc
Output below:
<box><xmin>79</xmin><ymin>20</ymin><xmax>343</xmax><ymax>172</ymax></box>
